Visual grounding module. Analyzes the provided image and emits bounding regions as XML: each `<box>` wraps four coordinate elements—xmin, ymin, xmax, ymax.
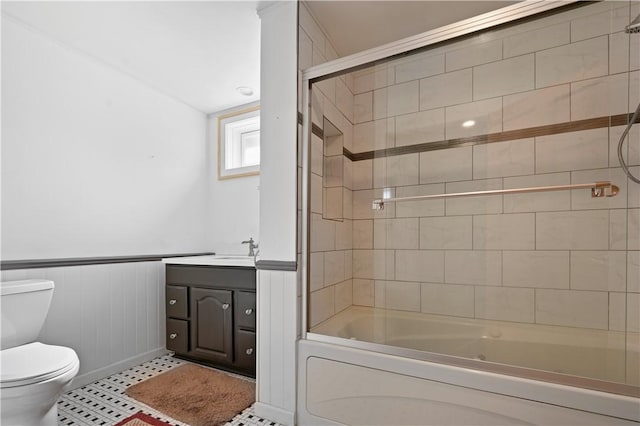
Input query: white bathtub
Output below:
<box><xmin>298</xmin><ymin>306</ymin><xmax>640</xmax><ymax>425</ymax></box>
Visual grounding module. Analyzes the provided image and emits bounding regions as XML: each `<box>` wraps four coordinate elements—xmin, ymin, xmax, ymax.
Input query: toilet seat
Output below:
<box><xmin>0</xmin><ymin>342</ymin><xmax>79</xmax><ymax>388</ymax></box>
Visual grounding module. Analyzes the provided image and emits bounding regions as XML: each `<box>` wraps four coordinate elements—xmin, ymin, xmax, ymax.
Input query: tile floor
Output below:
<box><xmin>57</xmin><ymin>354</ymin><xmax>280</xmax><ymax>426</ymax></box>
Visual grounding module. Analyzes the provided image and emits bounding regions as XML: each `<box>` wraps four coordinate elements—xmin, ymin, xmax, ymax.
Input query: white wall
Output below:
<box><xmin>207</xmin><ymin>105</ymin><xmax>260</xmax><ymax>255</ymax></box>
<box><xmin>1</xmin><ymin>16</ymin><xmax>210</xmax><ymax>260</ymax></box>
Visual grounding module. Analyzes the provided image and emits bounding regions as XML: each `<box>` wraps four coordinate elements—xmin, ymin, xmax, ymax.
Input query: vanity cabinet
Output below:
<box><xmin>164</xmin><ymin>264</ymin><xmax>256</xmax><ymax>377</ymax></box>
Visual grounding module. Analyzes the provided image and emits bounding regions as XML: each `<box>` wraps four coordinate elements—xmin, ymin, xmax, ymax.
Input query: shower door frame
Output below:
<box><xmin>300</xmin><ymin>0</ymin><xmax>639</xmax><ymax>399</ymax></box>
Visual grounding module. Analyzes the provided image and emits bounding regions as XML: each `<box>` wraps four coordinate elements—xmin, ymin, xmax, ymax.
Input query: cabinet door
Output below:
<box><xmin>190</xmin><ymin>287</ymin><xmax>233</xmax><ymax>363</ymax></box>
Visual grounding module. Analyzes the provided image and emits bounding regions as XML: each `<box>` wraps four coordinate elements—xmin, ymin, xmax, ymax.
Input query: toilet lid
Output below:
<box><xmin>0</xmin><ymin>342</ymin><xmax>79</xmax><ymax>388</ymax></box>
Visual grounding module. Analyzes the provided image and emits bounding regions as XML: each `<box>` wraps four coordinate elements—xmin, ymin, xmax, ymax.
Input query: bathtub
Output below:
<box><xmin>298</xmin><ymin>306</ymin><xmax>640</xmax><ymax>425</ymax></box>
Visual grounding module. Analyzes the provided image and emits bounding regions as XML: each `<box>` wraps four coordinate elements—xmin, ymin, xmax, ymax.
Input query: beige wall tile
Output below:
<box><xmin>571</xmin><ymin>6</ymin><xmax>631</xmax><ymax>42</ymax></box>
<box><xmin>445</xmin><ymin>178</ymin><xmax>503</xmax><ymax>216</ymax></box>
<box><xmin>299</xmin><ymin>28</ymin><xmax>313</xmax><ymax>69</ymax></box>
<box><xmin>445</xmin><ymin>250</ymin><xmax>502</xmax><ymax>286</ymax></box>
<box><xmin>503</xmin><ymin>173</ymin><xmax>571</xmax><ymax>213</ymax></box>
<box><xmin>473</xmin><ymin>213</ymin><xmax>535</xmax><ymax>250</ymax></box>
<box><xmin>352</xmin><ymin>188</ymin><xmax>396</xmax><ymax>220</ymax></box>
<box><xmin>311</xmin><ymin>173</ymin><xmax>322</xmax><ymax>214</ymax></box>
<box><xmin>503</xmin><ymin>251</ymin><xmax>570</xmax><ymax>289</ymax></box>
<box><xmin>536</xmin><ymin>36</ymin><xmax>608</xmax><ymax>88</ymax></box>
<box><xmin>352</xmin><ymin>160</ymin><xmax>373</xmax><ymax>190</ymax></box>
<box><xmin>353</xmin><ymin>220</ymin><xmax>373</xmax><ymax>249</ymax></box>
<box><xmin>571</xmin><ymin>73</ymin><xmax>629</xmax><ymax>120</ymax></box>
<box><xmin>335</xmin><ymin>220</ymin><xmax>353</xmax><ymax>251</ymax></box>
<box><xmin>630</xmin><ymin>208</ymin><xmax>640</xmax><ymax>250</ymax></box>
<box><xmin>395</xmin><ymin>184</ymin><xmax>445</xmax><ymax>218</ymax></box>
<box><xmin>310</xmin><ymin>213</ymin><xmax>335</xmax><ymax>252</ymax></box>
<box><xmin>344</xmin><ymin>250</ymin><xmax>353</xmax><ymax>280</ymax></box>
<box><xmin>611</xmin><ymin>124</ymin><xmax>640</xmax><ymax>168</ymax></box>
<box><xmin>382</xmin><ymin>281</ymin><xmax>421</xmax><ymax>312</ymax></box>
<box><xmin>570</xmin><ymin>251</ymin><xmax>626</xmax><ymax>292</ymax></box>
<box><xmin>610</xmin><ymin>209</ymin><xmax>627</xmax><ymax>250</ymax></box>
<box><xmin>628</xmin><ymin>293</ymin><xmax>640</xmax><ymax>333</ymax></box>
<box><xmin>324</xmin><ymin>250</ymin><xmax>345</xmax><ymax>286</ymax></box>
<box><xmin>353</xmin><ymin>249</ymin><xmax>395</xmax><ymax>280</ymax></box>
<box><xmin>421</xmin><ymin>283</ymin><xmax>474</xmax><ymax>318</ymax></box>
<box><xmin>309</xmin><ymin>252</ymin><xmax>324</xmax><ymax>292</ymax></box>
<box><xmin>373</xmin><ymin>154</ymin><xmax>419</xmax><ymax>188</ymax></box>
<box><xmin>445</xmin><ymin>39</ymin><xmax>502</xmax><ymax>72</ymax></box>
<box><xmin>629</xmin><ymin>251</ymin><xmax>640</xmax><ymax>293</ymax></box>
<box><xmin>536</xmin><ymin>289</ymin><xmax>609</xmax><ymax>329</ymax></box>
<box><xmin>419</xmin><ymin>69</ymin><xmax>472</xmax><ymax>111</ymax></box>
<box><xmin>610</xmin><ymin>31</ymin><xmax>640</xmax><ymax>74</ymax></box>
<box><xmin>353</xmin><ymin>68</ymin><xmax>393</xmax><ymax>94</ymax></box>
<box><xmin>354</xmin><ymin>92</ymin><xmax>373</xmax><ymax>124</ymax></box>
<box><xmin>571</xmin><ymin>168</ymin><xmax>628</xmax><ymax>210</ymax></box>
<box><xmin>609</xmin><ymin>292</ymin><xmax>626</xmax><ymax>332</ymax></box>
<box><xmin>373</xmin><ymin>87</ymin><xmax>388</xmax><ymax>120</ymax></box>
<box><xmin>323</xmin><ymin>187</ymin><xmax>343</xmax><ymax>220</ymax></box>
<box><xmin>374</xmin><ymin>218</ymin><xmax>420</xmax><ymax>250</ymax></box>
<box><xmin>535</xmin><ymin>128</ymin><xmax>609</xmax><ymax>174</ymax></box>
<box><xmin>374</xmin><ymin>280</ymin><xmax>386</xmax><ymax>308</ymax></box>
<box><xmin>335</xmin><ymin>78</ymin><xmax>354</xmax><ymax>123</ymax></box>
<box><xmin>473</xmin><ymin>54</ymin><xmax>534</xmax><ymax>100</ymax></box>
<box><xmin>503</xmin><ymin>22</ymin><xmax>570</xmax><ymax>58</ymax></box>
<box><xmin>309</xmin><ymin>286</ymin><xmax>334</xmax><ymax>327</ymax></box>
<box><xmin>353</xmin><ymin>278</ymin><xmax>374</xmax><ymax>306</ymax></box>
<box><xmin>316</xmin><ymin>75</ymin><xmax>335</xmax><ymax>104</ymax></box>
<box><xmin>324</xmin><ymin>132</ymin><xmax>343</xmax><ymax>156</ymax></box>
<box><xmin>343</xmin><ymin>159</ymin><xmax>353</xmax><ymax>190</ymax></box>
<box><xmin>475</xmin><ymin>286</ymin><xmax>534</xmax><ymax>323</ymax></box>
<box><xmin>311</xmin><ymin>134</ymin><xmax>323</xmax><ymax>176</ymax></box>
<box><xmin>311</xmin><ymin>90</ymin><xmax>323</xmax><ymax>127</ymax></box>
<box><xmin>353</xmin><ymin>119</ymin><xmax>395</xmax><ymax>153</ymax></box>
<box><xmin>395</xmin><ymin>250</ymin><xmax>445</xmax><ymax>283</ymax></box>
<box><xmin>386</xmin><ymin>81</ymin><xmax>420</xmax><ymax>117</ymax></box>
<box><xmin>395</xmin><ymin>109</ymin><xmax>445</xmax><ymax>147</ymax></box>
<box><xmin>334</xmin><ymin>280</ymin><xmax>353</xmax><ymax>313</ymax></box>
<box><xmin>323</xmin><ymin>156</ymin><xmax>343</xmax><ymax>187</ymax></box>
<box><xmin>420</xmin><ymin>147</ymin><xmax>472</xmax><ymax>184</ymax></box>
<box><xmin>537</xmin><ymin>210</ymin><xmax>609</xmax><ymax>250</ymax></box>
<box><xmin>473</xmin><ymin>138</ymin><xmax>534</xmax><ymax>179</ymax></box>
<box><xmin>445</xmin><ymin>97</ymin><xmax>502</xmax><ymax>139</ymax></box>
<box><xmin>299</xmin><ymin>4</ymin><xmax>325</xmax><ymax>54</ymax></box>
<box><xmin>395</xmin><ymin>54</ymin><xmax>444</xmax><ymax>84</ymax></box>
<box><xmin>420</xmin><ymin>216</ymin><xmax>472</xmax><ymax>250</ymax></box>
<box><xmin>503</xmin><ymin>84</ymin><xmax>570</xmax><ymax>131</ymax></box>
<box><xmin>343</xmin><ymin>188</ymin><xmax>353</xmax><ymax>220</ymax></box>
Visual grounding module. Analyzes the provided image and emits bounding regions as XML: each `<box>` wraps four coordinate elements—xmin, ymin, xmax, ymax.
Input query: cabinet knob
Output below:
<box><xmin>169</xmin><ymin>299</ymin><xmax>177</xmax><ymax>305</ymax></box>
<box><xmin>245</xmin><ymin>308</ymin><xmax>253</xmax><ymax>315</ymax></box>
<box><xmin>222</xmin><ymin>303</ymin><xmax>230</xmax><ymax>310</ymax></box>
<box><xmin>169</xmin><ymin>333</ymin><xmax>177</xmax><ymax>340</ymax></box>
<box><xmin>246</xmin><ymin>348</ymin><xmax>254</xmax><ymax>355</ymax></box>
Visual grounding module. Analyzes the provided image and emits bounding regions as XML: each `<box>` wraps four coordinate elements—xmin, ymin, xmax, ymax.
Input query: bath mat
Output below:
<box><xmin>125</xmin><ymin>363</ymin><xmax>255</xmax><ymax>426</ymax></box>
<box><xmin>114</xmin><ymin>412</ymin><xmax>173</xmax><ymax>426</ymax></box>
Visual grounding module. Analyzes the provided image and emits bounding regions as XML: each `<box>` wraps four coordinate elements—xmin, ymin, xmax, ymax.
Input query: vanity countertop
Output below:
<box><xmin>162</xmin><ymin>255</ymin><xmax>255</xmax><ymax>268</ymax></box>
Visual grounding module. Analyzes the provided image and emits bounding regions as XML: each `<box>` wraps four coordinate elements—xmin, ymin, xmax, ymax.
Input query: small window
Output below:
<box><xmin>218</xmin><ymin>106</ymin><xmax>260</xmax><ymax>179</ymax></box>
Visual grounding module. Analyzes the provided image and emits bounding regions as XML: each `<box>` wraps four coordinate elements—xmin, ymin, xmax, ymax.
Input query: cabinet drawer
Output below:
<box><xmin>166</xmin><ymin>319</ymin><xmax>189</xmax><ymax>354</ymax></box>
<box><xmin>235</xmin><ymin>329</ymin><xmax>256</xmax><ymax>372</ymax></box>
<box><xmin>166</xmin><ymin>285</ymin><xmax>188</xmax><ymax>319</ymax></box>
<box><xmin>235</xmin><ymin>291</ymin><xmax>256</xmax><ymax>331</ymax></box>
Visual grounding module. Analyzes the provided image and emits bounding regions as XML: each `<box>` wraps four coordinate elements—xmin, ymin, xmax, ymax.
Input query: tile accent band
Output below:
<box><xmin>350</xmin><ymin>112</ymin><xmax>640</xmax><ymax>161</ymax></box>
<box><xmin>1</xmin><ymin>252</ymin><xmax>215</xmax><ymax>270</ymax></box>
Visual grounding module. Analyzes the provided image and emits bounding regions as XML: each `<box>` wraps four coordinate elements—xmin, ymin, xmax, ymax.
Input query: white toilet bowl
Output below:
<box><xmin>1</xmin><ymin>342</ymin><xmax>80</xmax><ymax>426</ymax></box>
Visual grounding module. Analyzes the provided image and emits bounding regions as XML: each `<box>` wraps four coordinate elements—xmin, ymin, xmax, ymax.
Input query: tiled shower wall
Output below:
<box><xmin>305</xmin><ymin>1</ymin><xmax>640</xmax><ymax>333</ymax></box>
<box><xmin>342</xmin><ymin>1</ymin><xmax>640</xmax><ymax>333</ymax></box>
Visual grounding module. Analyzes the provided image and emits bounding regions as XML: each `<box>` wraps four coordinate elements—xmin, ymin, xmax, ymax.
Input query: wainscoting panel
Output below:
<box><xmin>0</xmin><ymin>261</ymin><xmax>167</xmax><ymax>388</ymax></box>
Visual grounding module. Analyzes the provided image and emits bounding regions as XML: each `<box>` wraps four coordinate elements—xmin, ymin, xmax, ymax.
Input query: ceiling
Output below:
<box><xmin>305</xmin><ymin>1</ymin><xmax>519</xmax><ymax>57</ymax></box>
<box><xmin>1</xmin><ymin>1</ymin><xmax>261</xmax><ymax>114</ymax></box>
<box><xmin>2</xmin><ymin>1</ymin><xmax>521</xmax><ymax>114</ymax></box>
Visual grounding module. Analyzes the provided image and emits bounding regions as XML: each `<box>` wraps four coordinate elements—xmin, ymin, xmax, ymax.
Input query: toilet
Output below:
<box><xmin>1</xmin><ymin>279</ymin><xmax>80</xmax><ymax>426</ymax></box>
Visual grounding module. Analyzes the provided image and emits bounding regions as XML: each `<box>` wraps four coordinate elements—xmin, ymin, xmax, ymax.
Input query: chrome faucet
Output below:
<box><xmin>241</xmin><ymin>237</ymin><xmax>258</xmax><ymax>257</ymax></box>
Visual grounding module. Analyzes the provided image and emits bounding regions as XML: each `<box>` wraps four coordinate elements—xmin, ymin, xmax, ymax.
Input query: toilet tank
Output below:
<box><xmin>0</xmin><ymin>280</ymin><xmax>54</xmax><ymax>350</ymax></box>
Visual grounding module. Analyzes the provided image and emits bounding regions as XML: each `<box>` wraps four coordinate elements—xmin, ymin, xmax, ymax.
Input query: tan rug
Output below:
<box><xmin>125</xmin><ymin>364</ymin><xmax>256</xmax><ymax>426</ymax></box>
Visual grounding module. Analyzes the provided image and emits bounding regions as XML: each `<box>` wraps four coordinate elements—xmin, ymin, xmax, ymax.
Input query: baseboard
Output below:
<box><xmin>254</xmin><ymin>402</ymin><xmax>295</xmax><ymax>425</ymax></box>
<box><xmin>70</xmin><ymin>348</ymin><xmax>170</xmax><ymax>389</ymax></box>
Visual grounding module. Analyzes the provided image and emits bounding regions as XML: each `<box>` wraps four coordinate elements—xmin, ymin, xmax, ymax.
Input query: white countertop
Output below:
<box><xmin>161</xmin><ymin>254</ymin><xmax>255</xmax><ymax>268</ymax></box>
